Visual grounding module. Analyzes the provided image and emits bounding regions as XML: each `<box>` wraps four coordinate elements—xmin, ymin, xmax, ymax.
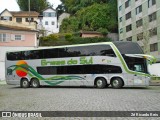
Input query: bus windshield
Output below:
<box><xmin>114</xmin><ymin>41</ymin><xmax>149</xmax><ymax>73</ymax></box>
<box><xmin>113</xmin><ymin>41</ymin><xmax>144</xmax><ymax>54</ymax></box>
<box><xmin>122</xmin><ymin>55</ymin><xmax>148</xmax><ymax>73</ymax></box>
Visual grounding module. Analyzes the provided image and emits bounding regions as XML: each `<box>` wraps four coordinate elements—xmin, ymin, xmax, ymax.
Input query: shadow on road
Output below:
<box><xmin>7</xmin><ymin>85</ymin><xmax>152</xmax><ymax>90</ymax></box>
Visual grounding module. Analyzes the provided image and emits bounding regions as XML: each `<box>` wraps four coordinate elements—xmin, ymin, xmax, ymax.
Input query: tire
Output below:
<box><xmin>31</xmin><ymin>78</ymin><xmax>40</xmax><ymax>88</ymax></box>
<box><xmin>106</xmin><ymin>84</ymin><xmax>110</xmax><ymax>88</ymax></box>
<box><xmin>111</xmin><ymin>78</ymin><xmax>123</xmax><ymax>89</ymax></box>
<box><xmin>21</xmin><ymin>79</ymin><xmax>30</xmax><ymax>88</ymax></box>
<box><xmin>95</xmin><ymin>78</ymin><xmax>107</xmax><ymax>89</ymax></box>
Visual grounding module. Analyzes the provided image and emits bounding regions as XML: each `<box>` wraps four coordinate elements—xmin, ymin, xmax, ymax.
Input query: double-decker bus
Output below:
<box><xmin>5</xmin><ymin>42</ymin><xmax>156</xmax><ymax>88</ymax></box>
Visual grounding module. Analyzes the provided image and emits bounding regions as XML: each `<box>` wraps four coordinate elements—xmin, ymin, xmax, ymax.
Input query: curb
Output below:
<box><xmin>0</xmin><ymin>80</ymin><xmax>6</xmax><ymax>85</ymax></box>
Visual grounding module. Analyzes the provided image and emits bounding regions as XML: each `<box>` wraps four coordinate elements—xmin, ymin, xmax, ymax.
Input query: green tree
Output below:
<box><xmin>17</xmin><ymin>0</ymin><xmax>51</xmax><ymax>13</ymax></box>
<box><xmin>60</xmin><ymin>17</ymin><xmax>80</xmax><ymax>33</ymax></box>
<box><xmin>56</xmin><ymin>4</ymin><xmax>66</xmax><ymax>19</ymax></box>
<box><xmin>60</xmin><ymin>3</ymin><xmax>118</xmax><ymax>33</ymax></box>
<box><xmin>60</xmin><ymin>0</ymin><xmax>114</xmax><ymax>15</ymax></box>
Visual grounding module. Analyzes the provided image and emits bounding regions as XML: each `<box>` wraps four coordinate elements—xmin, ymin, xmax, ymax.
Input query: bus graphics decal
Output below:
<box><xmin>7</xmin><ymin>60</ymin><xmax>85</xmax><ymax>86</ymax></box>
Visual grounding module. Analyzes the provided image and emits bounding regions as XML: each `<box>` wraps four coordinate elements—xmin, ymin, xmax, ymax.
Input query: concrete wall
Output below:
<box><xmin>107</xmin><ymin>33</ymin><xmax>119</xmax><ymax>41</ymax></box>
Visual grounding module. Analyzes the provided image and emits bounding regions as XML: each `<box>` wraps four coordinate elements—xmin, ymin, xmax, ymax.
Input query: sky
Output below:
<box><xmin>0</xmin><ymin>0</ymin><xmax>61</xmax><ymax>13</ymax></box>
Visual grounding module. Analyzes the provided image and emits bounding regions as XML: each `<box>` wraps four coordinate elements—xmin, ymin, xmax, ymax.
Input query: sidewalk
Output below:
<box><xmin>149</xmin><ymin>80</ymin><xmax>160</xmax><ymax>86</ymax></box>
<box><xmin>0</xmin><ymin>80</ymin><xmax>6</xmax><ymax>85</ymax></box>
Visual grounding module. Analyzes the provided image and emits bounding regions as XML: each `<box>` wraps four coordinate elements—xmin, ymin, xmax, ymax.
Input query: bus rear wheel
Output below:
<box><xmin>111</xmin><ymin>78</ymin><xmax>123</xmax><ymax>89</ymax></box>
<box><xmin>95</xmin><ymin>78</ymin><xmax>107</xmax><ymax>89</ymax></box>
<box><xmin>31</xmin><ymin>78</ymin><xmax>40</xmax><ymax>88</ymax></box>
<box><xmin>21</xmin><ymin>78</ymin><xmax>30</xmax><ymax>88</ymax></box>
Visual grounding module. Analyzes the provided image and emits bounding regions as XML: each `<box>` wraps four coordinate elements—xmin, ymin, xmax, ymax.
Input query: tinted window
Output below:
<box><xmin>122</xmin><ymin>55</ymin><xmax>148</xmax><ymax>73</ymax></box>
<box><xmin>22</xmin><ymin>50</ymin><xmax>43</xmax><ymax>59</ymax></box>
<box><xmin>114</xmin><ymin>41</ymin><xmax>143</xmax><ymax>54</ymax></box>
<box><xmin>7</xmin><ymin>52</ymin><xmax>22</xmax><ymax>60</ymax></box>
<box><xmin>66</xmin><ymin>45</ymin><xmax>116</xmax><ymax>57</ymax></box>
<box><xmin>37</xmin><ymin>66</ymin><xmax>57</xmax><ymax>75</ymax></box>
<box><xmin>58</xmin><ymin>48</ymin><xmax>68</xmax><ymax>57</ymax></box>
<box><xmin>37</xmin><ymin>65</ymin><xmax>122</xmax><ymax>75</ymax></box>
<box><xmin>7</xmin><ymin>44</ymin><xmax>116</xmax><ymax>60</ymax></box>
<box><xmin>43</xmin><ymin>48</ymin><xmax>59</xmax><ymax>58</ymax></box>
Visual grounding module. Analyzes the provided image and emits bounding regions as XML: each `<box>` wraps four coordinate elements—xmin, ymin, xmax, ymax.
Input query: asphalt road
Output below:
<box><xmin>0</xmin><ymin>85</ymin><xmax>160</xmax><ymax>112</ymax></box>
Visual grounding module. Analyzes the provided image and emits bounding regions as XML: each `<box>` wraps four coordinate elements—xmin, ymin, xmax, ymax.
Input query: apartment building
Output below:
<box><xmin>118</xmin><ymin>0</ymin><xmax>160</xmax><ymax>59</ymax></box>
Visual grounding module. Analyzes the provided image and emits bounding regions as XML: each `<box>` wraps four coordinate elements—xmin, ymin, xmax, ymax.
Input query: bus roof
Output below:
<box><xmin>6</xmin><ymin>41</ymin><xmax>140</xmax><ymax>53</ymax></box>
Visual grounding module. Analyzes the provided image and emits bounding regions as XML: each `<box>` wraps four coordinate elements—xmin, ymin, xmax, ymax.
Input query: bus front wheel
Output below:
<box><xmin>111</xmin><ymin>78</ymin><xmax>123</xmax><ymax>89</ymax></box>
<box><xmin>95</xmin><ymin>78</ymin><xmax>107</xmax><ymax>89</ymax></box>
<box><xmin>30</xmin><ymin>78</ymin><xmax>40</xmax><ymax>88</ymax></box>
<box><xmin>21</xmin><ymin>78</ymin><xmax>30</xmax><ymax>88</ymax></box>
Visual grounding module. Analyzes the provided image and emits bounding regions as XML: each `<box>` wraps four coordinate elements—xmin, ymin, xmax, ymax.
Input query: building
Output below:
<box><xmin>117</xmin><ymin>0</ymin><xmax>160</xmax><ymax>59</ymax></box>
<box><xmin>0</xmin><ymin>9</ymin><xmax>39</xmax><ymax>29</ymax></box>
<box><xmin>80</xmin><ymin>31</ymin><xmax>103</xmax><ymax>38</ymax></box>
<box><xmin>0</xmin><ymin>24</ymin><xmax>38</xmax><ymax>47</ymax></box>
<box><xmin>37</xmin><ymin>7</ymin><xmax>59</xmax><ymax>36</ymax></box>
<box><xmin>0</xmin><ymin>24</ymin><xmax>39</xmax><ymax>80</ymax></box>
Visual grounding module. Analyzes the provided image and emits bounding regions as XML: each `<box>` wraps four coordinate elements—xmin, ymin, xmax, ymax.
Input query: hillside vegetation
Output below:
<box><xmin>57</xmin><ymin>0</ymin><xmax>118</xmax><ymax>33</ymax></box>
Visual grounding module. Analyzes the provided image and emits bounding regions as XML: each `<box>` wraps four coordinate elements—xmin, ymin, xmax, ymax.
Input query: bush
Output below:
<box><xmin>68</xmin><ymin>37</ymin><xmax>111</xmax><ymax>44</ymax></box>
<box><xmin>97</xmin><ymin>28</ymin><xmax>108</xmax><ymax>36</ymax></box>
<box><xmin>65</xmin><ymin>33</ymin><xmax>73</xmax><ymax>41</ymax></box>
<box><xmin>39</xmin><ymin>33</ymin><xmax>112</xmax><ymax>46</ymax></box>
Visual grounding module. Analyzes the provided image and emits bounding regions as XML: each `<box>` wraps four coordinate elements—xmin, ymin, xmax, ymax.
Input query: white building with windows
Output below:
<box><xmin>38</xmin><ymin>7</ymin><xmax>59</xmax><ymax>36</ymax></box>
<box><xmin>117</xmin><ymin>0</ymin><xmax>160</xmax><ymax>59</ymax></box>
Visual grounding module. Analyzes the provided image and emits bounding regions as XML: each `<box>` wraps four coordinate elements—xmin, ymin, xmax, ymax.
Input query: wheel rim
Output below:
<box><xmin>32</xmin><ymin>80</ymin><xmax>38</xmax><ymax>87</ymax></box>
<box><xmin>23</xmin><ymin>81</ymin><xmax>28</xmax><ymax>87</ymax></box>
<box><xmin>113</xmin><ymin>80</ymin><xmax>119</xmax><ymax>87</ymax></box>
<box><xmin>97</xmin><ymin>79</ymin><xmax>103</xmax><ymax>87</ymax></box>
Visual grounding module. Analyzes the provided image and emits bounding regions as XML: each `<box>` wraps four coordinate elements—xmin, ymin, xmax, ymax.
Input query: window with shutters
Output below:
<box><xmin>26</xmin><ymin>18</ymin><xmax>34</xmax><ymax>22</ymax></box>
<box><xmin>16</xmin><ymin>18</ymin><xmax>22</xmax><ymax>22</ymax></box>
<box><xmin>11</xmin><ymin>34</ymin><xmax>25</xmax><ymax>40</ymax></box>
<box><xmin>0</xmin><ymin>33</ymin><xmax>10</xmax><ymax>42</ymax></box>
<box><xmin>15</xmin><ymin>35</ymin><xmax>22</xmax><ymax>40</ymax></box>
<box><xmin>1</xmin><ymin>16</ymin><xmax>12</xmax><ymax>21</ymax></box>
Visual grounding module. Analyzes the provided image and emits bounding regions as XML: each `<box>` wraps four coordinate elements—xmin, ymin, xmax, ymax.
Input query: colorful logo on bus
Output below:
<box><xmin>16</xmin><ymin>60</ymin><xmax>28</xmax><ymax>77</ymax></box>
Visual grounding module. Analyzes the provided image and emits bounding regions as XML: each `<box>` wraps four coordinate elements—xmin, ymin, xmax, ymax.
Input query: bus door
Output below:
<box><xmin>133</xmin><ymin>64</ymin><xmax>146</xmax><ymax>85</ymax></box>
<box><xmin>6</xmin><ymin>67</ymin><xmax>13</xmax><ymax>80</ymax></box>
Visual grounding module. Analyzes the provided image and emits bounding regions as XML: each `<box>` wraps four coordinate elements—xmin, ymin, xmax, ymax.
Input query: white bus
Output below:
<box><xmin>5</xmin><ymin>42</ymin><xmax>156</xmax><ymax>88</ymax></box>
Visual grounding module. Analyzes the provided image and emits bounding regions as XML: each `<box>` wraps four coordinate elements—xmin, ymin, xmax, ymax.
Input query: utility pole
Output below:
<box><xmin>28</xmin><ymin>0</ymin><xmax>31</xmax><ymax>25</ymax></box>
